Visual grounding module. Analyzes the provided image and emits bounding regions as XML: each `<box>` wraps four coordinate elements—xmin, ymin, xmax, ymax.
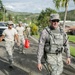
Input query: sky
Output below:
<box><xmin>2</xmin><ymin>0</ymin><xmax>75</xmax><ymax>13</ymax></box>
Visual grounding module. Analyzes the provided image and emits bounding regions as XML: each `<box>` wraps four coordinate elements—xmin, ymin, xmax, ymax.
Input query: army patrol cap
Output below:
<box><xmin>7</xmin><ymin>21</ymin><xmax>13</xmax><ymax>25</ymax></box>
<box><xmin>50</xmin><ymin>13</ymin><xmax>60</xmax><ymax>20</ymax></box>
<box><xmin>18</xmin><ymin>21</ymin><xmax>22</xmax><ymax>24</ymax></box>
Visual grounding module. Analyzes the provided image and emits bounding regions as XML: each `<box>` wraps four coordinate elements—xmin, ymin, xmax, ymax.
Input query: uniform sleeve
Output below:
<box><xmin>16</xmin><ymin>27</ymin><xmax>18</xmax><ymax>31</ymax></box>
<box><xmin>37</xmin><ymin>30</ymin><xmax>47</xmax><ymax>64</ymax></box>
<box><xmin>63</xmin><ymin>32</ymin><xmax>70</xmax><ymax>58</ymax></box>
<box><xmin>14</xmin><ymin>28</ymin><xmax>18</xmax><ymax>34</ymax></box>
<box><xmin>2</xmin><ymin>30</ymin><xmax>6</xmax><ymax>36</ymax></box>
<box><xmin>23</xmin><ymin>27</ymin><xmax>25</xmax><ymax>31</ymax></box>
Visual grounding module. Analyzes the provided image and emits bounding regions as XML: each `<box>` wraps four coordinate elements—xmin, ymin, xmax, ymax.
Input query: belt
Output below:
<box><xmin>49</xmin><ymin>53</ymin><xmax>61</xmax><ymax>55</ymax></box>
<box><xmin>48</xmin><ymin>51</ymin><xmax>62</xmax><ymax>55</ymax></box>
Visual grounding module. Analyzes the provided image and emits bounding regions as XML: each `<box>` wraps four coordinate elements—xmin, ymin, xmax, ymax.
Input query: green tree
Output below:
<box><xmin>30</xmin><ymin>23</ymin><xmax>38</xmax><ymax>35</ymax></box>
<box><xmin>0</xmin><ymin>0</ymin><xmax>4</xmax><ymax>11</ymax></box>
<box><xmin>0</xmin><ymin>0</ymin><xmax>4</xmax><ymax>21</ymax></box>
<box><xmin>37</xmin><ymin>8</ymin><xmax>57</xmax><ymax>29</ymax></box>
<box><xmin>8</xmin><ymin>13</ymin><xmax>13</xmax><ymax>21</ymax></box>
<box><xmin>53</xmin><ymin>0</ymin><xmax>75</xmax><ymax>29</ymax></box>
<box><xmin>0</xmin><ymin>12</ymin><xmax>3</xmax><ymax>20</ymax></box>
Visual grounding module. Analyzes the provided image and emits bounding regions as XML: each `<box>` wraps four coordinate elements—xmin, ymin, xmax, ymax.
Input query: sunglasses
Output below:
<box><xmin>8</xmin><ymin>24</ymin><xmax>13</xmax><ymax>26</ymax></box>
<box><xmin>52</xmin><ymin>20</ymin><xmax>59</xmax><ymax>22</ymax></box>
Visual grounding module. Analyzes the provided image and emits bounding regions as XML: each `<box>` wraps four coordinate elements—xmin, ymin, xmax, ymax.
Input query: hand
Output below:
<box><xmin>64</xmin><ymin>28</ymin><xmax>70</xmax><ymax>32</ymax></box>
<box><xmin>37</xmin><ymin>64</ymin><xmax>42</xmax><ymax>71</ymax></box>
<box><xmin>0</xmin><ymin>37</ymin><xmax>2</xmax><ymax>42</ymax></box>
<box><xmin>17</xmin><ymin>42</ymin><xmax>20</xmax><ymax>46</ymax></box>
<box><xmin>66</xmin><ymin>57</ymin><xmax>71</xmax><ymax>65</ymax></box>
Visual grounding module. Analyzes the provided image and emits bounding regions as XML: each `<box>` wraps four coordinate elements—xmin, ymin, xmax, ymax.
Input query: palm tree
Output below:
<box><xmin>0</xmin><ymin>0</ymin><xmax>4</xmax><ymax>11</ymax></box>
<box><xmin>53</xmin><ymin>0</ymin><xmax>75</xmax><ymax>29</ymax></box>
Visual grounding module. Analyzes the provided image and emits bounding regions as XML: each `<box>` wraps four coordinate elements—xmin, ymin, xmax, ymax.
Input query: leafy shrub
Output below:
<box><xmin>30</xmin><ymin>23</ymin><xmax>38</xmax><ymax>35</ymax></box>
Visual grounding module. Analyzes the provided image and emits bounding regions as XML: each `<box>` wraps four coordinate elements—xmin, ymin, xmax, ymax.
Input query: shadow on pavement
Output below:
<box><xmin>0</xmin><ymin>57</ymin><xmax>29</xmax><ymax>75</ymax></box>
<box><xmin>62</xmin><ymin>61</ymin><xmax>75</xmax><ymax>75</ymax></box>
<box><xmin>0</xmin><ymin>45</ymin><xmax>6</xmax><ymax>50</ymax></box>
<box><xmin>71</xmin><ymin>57</ymin><xmax>75</xmax><ymax>64</ymax></box>
<box><xmin>30</xmin><ymin>43</ymin><xmax>38</xmax><ymax>47</ymax></box>
<box><xmin>14</xmin><ymin>52</ymin><xmax>47</xmax><ymax>75</ymax></box>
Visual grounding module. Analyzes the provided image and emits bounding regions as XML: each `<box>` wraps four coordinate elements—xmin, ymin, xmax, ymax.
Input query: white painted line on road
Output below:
<box><xmin>29</xmin><ymin>36</ymin><xmax>38</xmax><ymax>43</ymax></box>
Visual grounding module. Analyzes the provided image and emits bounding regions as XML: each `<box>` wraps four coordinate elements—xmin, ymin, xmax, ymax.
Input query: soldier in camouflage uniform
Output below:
<box><xmin>37</xmin><ymin>13</ymin><xmax>71</xmax><ymax>75</ymax></box>
<box><xmin>16</xmin><ymin>21</ymin><xmax>25</xmax><ymax>53</ymax></box>
<box><xmin>0</xmin><ymin>21</ymin><xmax>19</xmax><ymax>69</ymax></box>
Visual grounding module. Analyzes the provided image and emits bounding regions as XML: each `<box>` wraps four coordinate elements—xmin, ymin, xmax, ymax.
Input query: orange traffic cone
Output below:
<box><xmin>24</xmin><ymin>39</ymin><xmax>30</xmax><ymax>48</ymax></box>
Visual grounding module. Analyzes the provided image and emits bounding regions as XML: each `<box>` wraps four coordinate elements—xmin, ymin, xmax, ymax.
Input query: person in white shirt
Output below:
<box><xmin>0</xmin><ymin>21</ymin><xmax>19</xmax><ymax>69</ymax></box>
<box><xmin>16</xmin><ymin>21</ymin><xmax>25</xmax><ymax>53</ymax></box>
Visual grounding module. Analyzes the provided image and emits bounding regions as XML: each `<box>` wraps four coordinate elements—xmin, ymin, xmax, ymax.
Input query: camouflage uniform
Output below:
<box><xmin>2</xmin><ymin>21</ymin><xmax>18</xmax><ymax>66</ymax></box>
<box><xmin>37</xmin><ymin>28</ymin><xmax>70</xmax><ymax>75</ymax></box>
<box><xmin>16</xmin><ymin>25</ymin><xmax>25</xmax><ymax>52</ymax></box>
<box><xmin>37</xmin><ymin>13</ymin><xmax>70</xmax><ymax>75</ymax></box>
<box><xmin>5</xmin><ymin>41</ymin><xmax>14</xmax><ymax>65</ymax></box>
<box><xmin>18</xmin><ymin>35</ymin><xmax>24</xmax><ymax>51</ymax></box>
<box><xmin>18</xmin><ymin>35</ymin><xmax>24</xmax><ymax>45</ymax></box>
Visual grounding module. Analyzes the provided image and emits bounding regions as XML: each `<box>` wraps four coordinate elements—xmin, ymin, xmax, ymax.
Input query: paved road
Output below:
<box><xmin>69</xmin><ymin>41</ymin><xmax>75</xmax><ymax>47</ymax></box>
<box><xmin>0</xmin><ymin>37</ymin><xmax>75</xmax><ymax>75</ymax></box>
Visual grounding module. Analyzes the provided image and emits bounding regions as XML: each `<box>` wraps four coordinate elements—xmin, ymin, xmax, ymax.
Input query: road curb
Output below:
<box><xmin>29</xmin><ymin>36</ymin><xmax>38</xmax><ymax>43</ymax></box>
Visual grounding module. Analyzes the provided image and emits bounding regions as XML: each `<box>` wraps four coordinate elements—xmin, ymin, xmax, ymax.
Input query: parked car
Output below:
<box><xmin>0</xmin><ymin>22</ymin><xmax>8</xmax><ymax>37</ymax></box>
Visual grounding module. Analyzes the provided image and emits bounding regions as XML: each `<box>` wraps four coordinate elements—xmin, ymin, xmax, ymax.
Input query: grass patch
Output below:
<box><xmin>33</xmin><ymin>34</ymin><xmax>39</xmax><ymax>39</ymax></box>
<box><xmin>68</xmin><ymin>35</ymin><xmax>75</xmax><ymax>43</ymax></box>
<box><xmin>70</xmin><ymin>46</ymin><xmax>75</xmax><ymax>57</ymax></box>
